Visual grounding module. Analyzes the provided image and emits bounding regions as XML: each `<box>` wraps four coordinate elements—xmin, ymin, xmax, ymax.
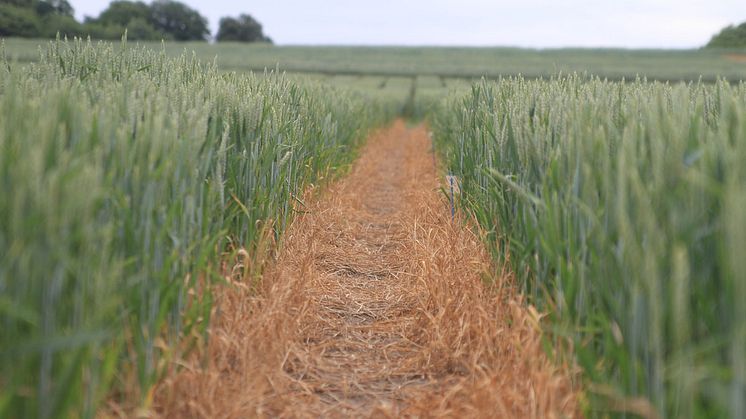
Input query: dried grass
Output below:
<box><xmin>153</xmin><ymin>120</ymin><xmax>580</xmax><ymax>418</ymax></box>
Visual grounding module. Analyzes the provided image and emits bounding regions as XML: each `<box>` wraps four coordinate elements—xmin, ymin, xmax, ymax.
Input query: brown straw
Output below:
<box><xmin>153</xmin><ymin>120</ymin><xmax>580</xmax><ymax>418</ymax></box>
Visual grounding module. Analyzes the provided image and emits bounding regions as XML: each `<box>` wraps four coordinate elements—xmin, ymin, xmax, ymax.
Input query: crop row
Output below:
<box><xmin>0</xmin><ymin>39</ymin><xmax>394</xmax><ymax>418</ymax></box>
<box><xmin>432</xmin><ymin>76</ymin><xmax>746</xmax><ymax>418</ymax></box>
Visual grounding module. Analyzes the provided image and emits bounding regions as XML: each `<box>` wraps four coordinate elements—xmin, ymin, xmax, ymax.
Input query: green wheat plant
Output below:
<box><xmin>432</xmin><ymin>76</ymin><xmax>746</xmax><ymax>418</ymax></box>
<box><xmin>0</xmin><ymin>38</ymin><xmax>393</xmax><ymax>418</ymax></box>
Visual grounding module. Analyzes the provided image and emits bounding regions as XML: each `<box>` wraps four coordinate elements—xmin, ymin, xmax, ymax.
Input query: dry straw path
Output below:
<box><xmin>156</xmin><ymin>121</ymin><xmax>579</xmax><ymax>418</ymax></box>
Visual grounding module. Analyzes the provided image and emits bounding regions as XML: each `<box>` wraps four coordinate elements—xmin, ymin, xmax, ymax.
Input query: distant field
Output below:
<box><xmin>4</xmin><ymin>38</ymin><xmax>746</xmax><ymax>82</ymax></box>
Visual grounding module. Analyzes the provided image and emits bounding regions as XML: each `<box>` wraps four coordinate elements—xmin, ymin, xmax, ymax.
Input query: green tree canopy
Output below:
<box><xmin>86</xmin><ymin>0</ymin><xmax>210</xmax><ymax>41</ymax></box>
<box><xmin>0</xmin><ymin>4</ymin><xmax>41</xmax><ymax>37</ymax></box>
<box><xmin>35</xmin><ymin>0</ymin><xmax>74</xmax><ymax>17</ymax></box>
<box><xmin>0</xmin><ymin>0</ymin><xmax>213</xmax><ymax>41</ymax></box>
<box><xmin>40</xmin><ymin>14</ymin><xmax>83</xmax><ymax>38</ymax></box>
<box><xmin>0</xmin><ymin>0</ymin><xmax>72</xmax><ymax>13</ymax></box>
<box><xmin>125</xmin><ymin>17</ymin><xmax>164</xmax><ymax>40</ymax></box>
<box><xmin>0</xmin><ymin>0</ymin><xmax>77</xmax><ymax>38</ymax></box>
<box><xmin>95</xmin><ymin>1</ymin><xmax>151</xmax><ymax>26</ymax></box>
<box><xmin>87</xmin><ymin>0</ymin><xmax>166</xmax><ymax>40</ymax></box>
<box><xmin>150</xmin><ymin>0</ymin><xmax>209</xmax><ymax>41</ymax></box>
<box><xmin>216</xmin><ymin>14</ymin><xmax>272</xmax><ymax>43</ymax></box>
<box><xmin>707</xmin><ymin>22</ymin><xmax>746</xmax><ymax>48</ymax></box>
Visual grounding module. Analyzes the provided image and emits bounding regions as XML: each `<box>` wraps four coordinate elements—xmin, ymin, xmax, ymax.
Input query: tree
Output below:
<box><xmin>86</xmin><ymin>0</ymin><xmax>166</xmax><ymax>40</ymax></box>
<box><xmin>216</xmin><ymin>14</ymin><xmax>272</xmax><ymax>43</ymax></box>
<box><xmin>125</xmin><ymin>17</ymin><xmax>166</xmax><ymax>40</ymax></box>
<box><xmin>1</xmin><ymin>0</ymin><xmax>30</xmax><ymax>6</ymax></box>
<box><xmin>0</xmin><ymin>4</ymin><xmax>41</xmax><ymax>37</ymax></box>
<box><xmin>0</xmin><ymin>0</ymin><xmax>75</xmax><ymax>38</ymax></box>
<box><xmin>35</xmin><ymin>0</ymin><xmax>74</xmax><ymax>17</ymax></box>
<box><xmin>706</xmin><ymin>22</ymin><xmax>746</xmax><ymax>48</ymax></box>
<box><xmin>80</xmin><ymin>21</ymin><xmax>127</xmax><ymax>40</ymax></box>
<box><xmin>149</xmin><ymin>0</ymin><xmax>209</xmax><ymax>41</ymax></box>
<box><xmin>0</xmin><ymin>0</ymin><xmax>212</xmax><ymax>41</ymax></box>
<box><xmin>41</xmin><ymin>13</ymin><xmax>83</xmax><ymax>38</ymax></box>
<box><xmin>95</xmin><ymin>1</ymin><xmax>151</xmax><ymax>27</ymax></box>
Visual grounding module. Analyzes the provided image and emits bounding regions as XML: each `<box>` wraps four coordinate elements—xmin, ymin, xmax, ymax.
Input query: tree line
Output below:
<box><xmin>707</xmin><ymin>21</ymin><xmax>746</xmax><ymax>48</ymax></box>
<box><xmin>0</xmin><ymin>0</ymin><xmax>272</xmax><ymax>43</ymax></box>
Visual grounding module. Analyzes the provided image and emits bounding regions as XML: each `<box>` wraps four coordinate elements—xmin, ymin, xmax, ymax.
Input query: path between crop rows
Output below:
<box><xmin>155</xmin><ymin>121</ymin><xmax>579</xmax><ymax>418</ymax></box>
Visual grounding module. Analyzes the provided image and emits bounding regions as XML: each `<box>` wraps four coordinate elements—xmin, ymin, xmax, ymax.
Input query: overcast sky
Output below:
<box><xmin>71</xmin><ymin>0</ymin><xmax>746</xmax><ymax>48</ymax></box>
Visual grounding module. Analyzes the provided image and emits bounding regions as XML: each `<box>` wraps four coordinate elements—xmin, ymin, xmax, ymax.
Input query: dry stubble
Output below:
<box><xmin>154</xmin><ymin>120</ymin><xmax>579</xmax><ymax>418</ymax></box>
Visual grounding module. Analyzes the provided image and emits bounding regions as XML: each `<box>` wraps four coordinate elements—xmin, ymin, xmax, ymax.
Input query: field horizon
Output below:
<box><xmin>4</xmin><ymin>37</ymin><xmax>746</xmax><ymax>82</ymax></box>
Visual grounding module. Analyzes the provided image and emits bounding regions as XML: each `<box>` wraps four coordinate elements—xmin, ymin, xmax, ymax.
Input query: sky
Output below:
<box><xmin>71</xmin><ymin>0</ymin><xmax>746</xmax><ymax>48</ymax></box>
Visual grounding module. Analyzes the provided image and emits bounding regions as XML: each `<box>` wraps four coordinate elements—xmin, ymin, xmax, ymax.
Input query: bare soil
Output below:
<box><xmin>724</xmin><ymin>53</ymin><xmax>746</xmax><ymax>63</ymax></box>
<box><xmin>154</xmin><ymin>121</ymin><xmax>579</xmax><ymax>418</ymax></box>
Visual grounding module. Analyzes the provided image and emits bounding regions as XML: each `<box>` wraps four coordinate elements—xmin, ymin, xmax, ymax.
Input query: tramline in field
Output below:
<box><xmin>1</xmin><ymin>36</ymin><xmax>745</xmax><ymax>418</ymax></box>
